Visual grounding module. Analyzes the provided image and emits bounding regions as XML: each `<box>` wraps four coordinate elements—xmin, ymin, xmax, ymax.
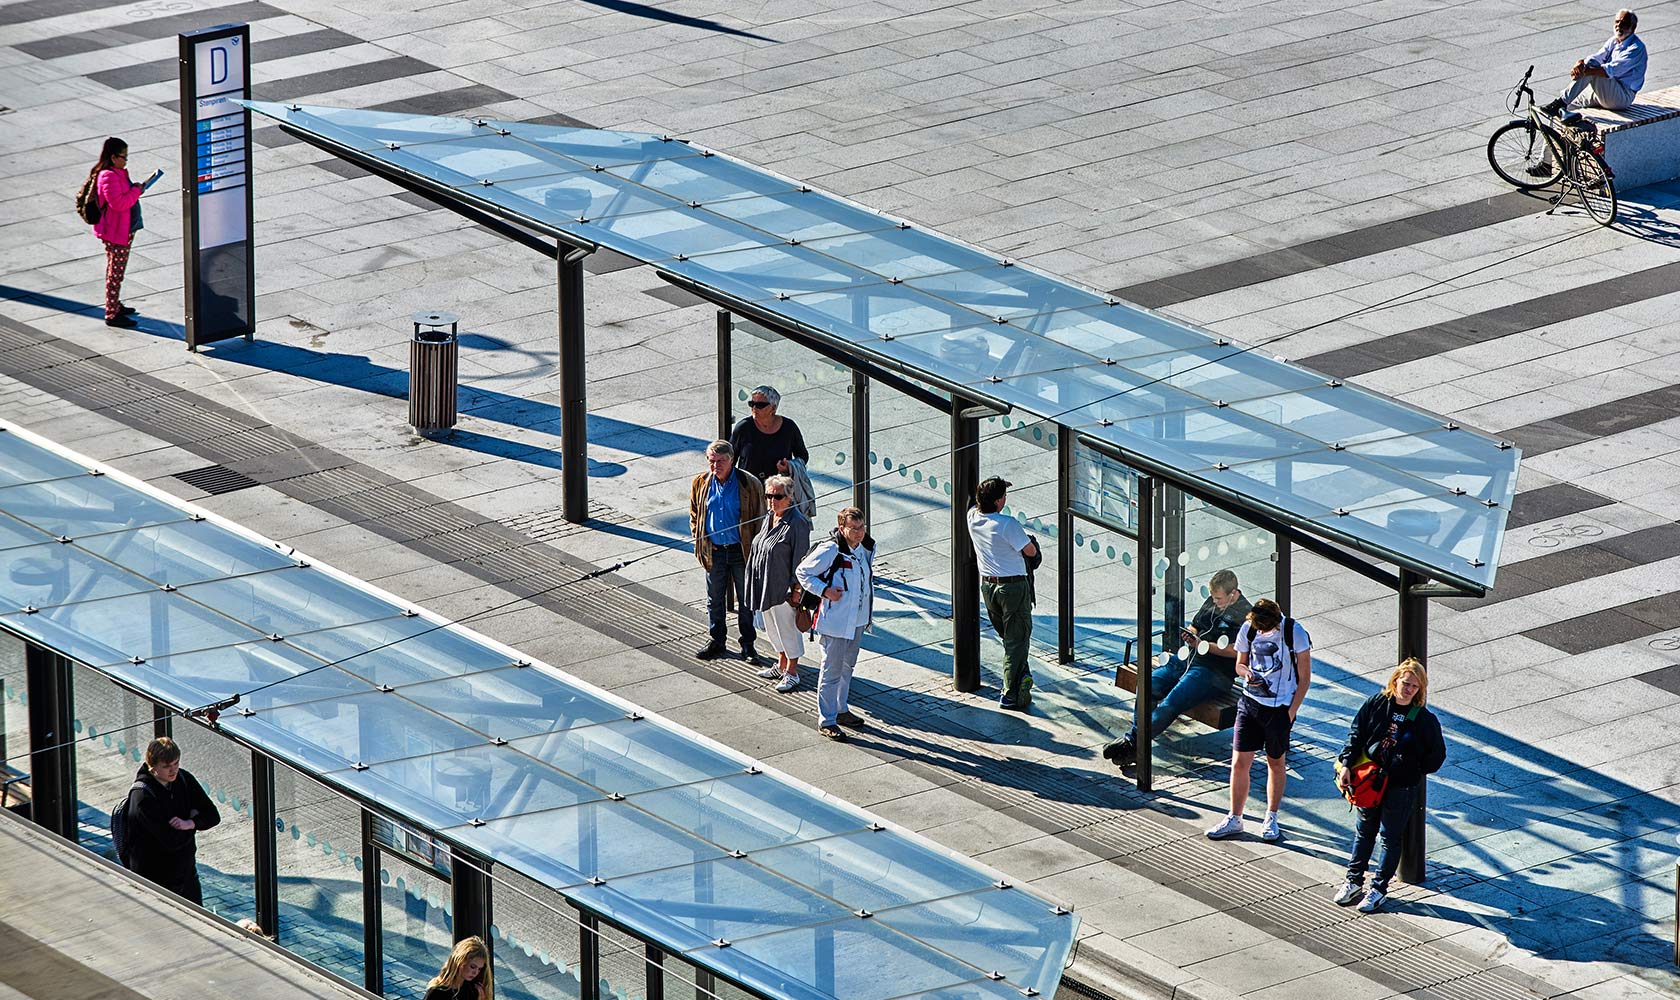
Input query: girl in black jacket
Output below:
<box><xmin>126</xmin><ymin>737</ymin><xmax>220</xmax><ymax>905</ymax></box>
<box><xmin>424</xmin><ymin>936</ymin><xmax>492</xmax><ymax>1000</ymax></box>
<box><xmin>1332</xmin><ymin>659</ymin><xmax>1446</xmax><ymax>914</ymax></box>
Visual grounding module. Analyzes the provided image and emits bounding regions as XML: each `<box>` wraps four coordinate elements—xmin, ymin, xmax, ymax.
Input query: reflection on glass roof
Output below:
<box><xmin>244</xmin><ymin>101</ymin><xmax>1518</xmax><ymax>591</ymax></box>
<box><xmin>0</xmin><ymin>422</ymin><xmax>1077</xmax><ymax>1000</ymax></box>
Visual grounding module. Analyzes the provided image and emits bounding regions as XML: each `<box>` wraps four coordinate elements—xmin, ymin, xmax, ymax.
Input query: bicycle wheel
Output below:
<box><xmin>1488</xmin><ymin>120</ymin><xmax>1560</xmax><ymax>189</ymax></box>
<box><xmin>1573</xmin><ymin>149</ymin><xmax>1618</xmax><ymax>226</ymax></box>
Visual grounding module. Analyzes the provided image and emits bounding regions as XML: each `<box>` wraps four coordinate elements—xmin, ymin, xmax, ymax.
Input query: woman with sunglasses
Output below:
<box><xmin>84</xmin><ymin>137</ymin><xmax>157</xmax><ymax>328</ymax></box>
<box><xmin>744</xmin><ymin>474</ymin><xmax>812</xmax><ymax>692</ymax></box>
<box><xmin>729</xmin><ymin>385</ymin><xmax>809</xmax><ymax>483</ymax></box>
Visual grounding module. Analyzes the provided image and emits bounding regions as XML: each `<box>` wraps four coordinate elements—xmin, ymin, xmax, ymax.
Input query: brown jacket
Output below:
<box><xmin>690</xmin><ymin>467</ymin><xmax>764</xmax><ymax>570</ymax></box>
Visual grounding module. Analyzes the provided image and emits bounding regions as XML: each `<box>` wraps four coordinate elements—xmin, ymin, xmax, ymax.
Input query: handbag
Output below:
<box><xmin>1336</xmin><ymin>754</ymin><xmax>1388</xmax><ymax>809</ymax></box>
<box><xmin>787</xmin><ymin>584</ymin><xmax>813</xmax><ymax>632</ymax></box>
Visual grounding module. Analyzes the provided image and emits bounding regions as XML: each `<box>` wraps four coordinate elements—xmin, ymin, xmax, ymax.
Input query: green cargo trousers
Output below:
<box><xmin>982</xmin><ymin>577</ymin><xmax>1034</xmax><ymax>705</ymax></box>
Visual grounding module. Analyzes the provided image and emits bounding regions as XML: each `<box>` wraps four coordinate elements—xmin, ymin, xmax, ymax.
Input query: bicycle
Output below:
<box><xmin>1487</xmin><ymin>65</ymin><xmax>1618</xmax><ymax>226</ymax></box>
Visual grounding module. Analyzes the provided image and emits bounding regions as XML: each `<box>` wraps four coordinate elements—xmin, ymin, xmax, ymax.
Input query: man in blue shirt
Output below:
<box><xmin>690</xmin><ymin>440</ymin><xmax>766</xmax><ymax>661</ymax></box>
<box><xmin>1543</xmin><ymin>10</ymin><xmax>1647</xmax><ymax>115</ymax></box>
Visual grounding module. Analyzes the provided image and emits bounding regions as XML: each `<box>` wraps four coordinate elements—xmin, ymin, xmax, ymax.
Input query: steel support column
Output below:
<box><xmin>951</xmin><ymin>409</ymin><xmax>981</xmax><ymax>692</ymax></box>
<box><xmin>25</xmin><ymin>643</ymin><xmax>76</xmax><ymax>840</ymax></box>
<box><xmin>361</xmin><ymin>810</ymin><xmax>383</xmax><ymax>994</ymax></box>
<box><xmin>451</xmin><ymin>847</ymin><xmax>492</xmax><ymax>949</ymax></box>
<box><xmin>1398</xmin><ymin>568</ymin><xmax>1429</xmax><ymax>884</ymax></box>
<box><xmin>1057</xmin><ymin>429</ymin><xmax>1075</xmax><ymax>664</ymax></box>
<box><xmin>644</xmin><ymin>943</ymin><xmax>665</xmax><ymax>1000</ymax></box>
<box><xmin>558</xmin><ymin>249</ymin><xmax>589</xmax><ymax>523</ymax></box>
<box><xmin>252</xmin><ymin>754</ymin><xmax>279</xmax><ymax>939</ymax></box>
<box><xmin>851</xmin><ymin>369</ymin><xmax>870</xmax><ymax>521</ymax></box>
<box><xmin>1134</xmin><ymin>477</ymin><xmax>1155</xmax><ymax>791</ymax></box>
<box><xmin>153</xmin><ymin>702</ymin><xmax>171</xmax><ymax>740</ymax></box>
<box><xmin>1274</xmin><ymin>540</ymin><xmax>1292</xmax><ymax>614</ymax></box>
<box><xmin>716</xmin><ymin>310</ymin><xmax>733</xmax><ymax>441</ymax></box>
<box><xmin>580</xmin><ymin>910</ymin><xmax>601</xmax><ymax>1000</ymax></box>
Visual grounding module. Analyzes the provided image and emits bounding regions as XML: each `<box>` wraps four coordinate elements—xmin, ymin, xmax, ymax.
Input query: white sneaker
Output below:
<box><xmin>1332</xmin><ymin>881</ymin><xmax>1364</xmax><ymax>907</ymax></box>
<box><xmin>756</xmin><ymin>665</ymin><xmax>783</xmax><ymax>679</ymax></box>
<box><xmin>1358</xmin><ymin>888</ymin><xmax>1387</xmax><ymax>914</ymax></box>
<box><xmin>775</xmin><ymin>672</ymin><xmax>800</xmax><ymax>693</ymax></box>
<box><xmin>1205</xmin><ymin>815</ymin><xmax>1244</xmax><ymax>840</ymax></box>
<box><xmin>1260</xmin><ymin>812</ymin><xmax>1281</xmax><ymax>842</ymax></box>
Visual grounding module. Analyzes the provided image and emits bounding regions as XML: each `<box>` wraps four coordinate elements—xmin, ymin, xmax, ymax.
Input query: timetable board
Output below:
<box><xmin>178</xmin><ymin>24</ymin><xmax>254</xmax><ymax>351</ymax></box>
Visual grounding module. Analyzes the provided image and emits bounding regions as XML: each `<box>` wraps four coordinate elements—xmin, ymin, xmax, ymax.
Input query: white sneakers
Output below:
<box><xmin>1205</xmin><ymin>814</ymin><xmax>1244</xmax><ymax>839</ymax></box>
<box><xmin>755</xmin><ymin>664</ymin><xmax>783</xmax><ymax>679</ymax></box>
<box><xmin>1205</xmin><ymin>812</ymin><xmax>1282</xmax><ymax>841</ymax></box>
<box><xmin>1358</xmin><ymin>888</ymin><xmax>1387</xmax><ymax>914</ymax></box>
<box><xmin>1332</xmin><ymin>881</ymin><xmax>1364</xmax><ymax>906</ymax></box>
<box><xmin>775</xmin><ymin>672</ymin><xmax>800</xmax><ymax>693</ymax></box>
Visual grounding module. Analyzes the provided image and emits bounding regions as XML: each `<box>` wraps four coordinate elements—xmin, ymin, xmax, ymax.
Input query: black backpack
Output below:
<box><xmin>76</xmin><ymin>173</ymin><xmax>102</xmax><ymax>225</ymax></box>
<box><xmin>110</xmin><ymin>779</ymin><xmax>145</xmax><ymax>867</ymax></box>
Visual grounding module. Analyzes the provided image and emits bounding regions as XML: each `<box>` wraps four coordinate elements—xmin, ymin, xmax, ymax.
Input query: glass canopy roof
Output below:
<box><xmin>243</xmin><ymin>101</ymin><xmax>1517</xmax><ymax>591</ymax></box>
<box><xmin>0</xmin><ymin>421</ymin><xmax>1077</xmax><ymax>1000</ymax></box>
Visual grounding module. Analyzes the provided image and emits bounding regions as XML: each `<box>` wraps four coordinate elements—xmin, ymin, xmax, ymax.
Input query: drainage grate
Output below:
<box><xmin>172</xmin><ymin>464</ymin><xmax>261</xmax><ymax>495</ymax></box>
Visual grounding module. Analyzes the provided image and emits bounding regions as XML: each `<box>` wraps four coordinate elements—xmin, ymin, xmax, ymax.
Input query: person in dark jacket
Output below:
<box><xmin>729</xmin><ymin>385</ymin><xmax>809</xmax><ymax>483</ymax></box>
<box><xmin>125</xmin><ymin>737</ymin><xmax>221</xmax><ymax>905</ymax></box>
<box><xmin>744</xmin><ymin>474</ymin><xmax>813</xmax><ymax>693</ymax></box>
<box><xmin>1332</xmin><ymin>659</ymin><xmax>1446</xmax><ymax>914</ymax></box>
<box><xmin>424</xmin><ymin>935</ymin><xmax>493</xmax><ymax>1000</ymax></box>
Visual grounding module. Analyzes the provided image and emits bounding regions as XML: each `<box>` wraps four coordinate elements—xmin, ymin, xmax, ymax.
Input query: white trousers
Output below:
<box><xmin>757</xmin><ymin>602</ymin><xmax>805</xmax><ymax>660</ymax></box>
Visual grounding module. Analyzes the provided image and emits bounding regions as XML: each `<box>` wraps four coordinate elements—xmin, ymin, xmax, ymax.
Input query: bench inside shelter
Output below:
<box><xmin>1112</xmin><ymin>660</ymin><xmax>1241</xmax><ymax>731</ymax></box>
<box><xmin>1577</xmin><ymin>84</ymin><xmax>1680</xmax><ymax>189</ymax></box>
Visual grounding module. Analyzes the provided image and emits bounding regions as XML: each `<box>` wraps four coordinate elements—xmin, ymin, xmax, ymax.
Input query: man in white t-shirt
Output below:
<box><xmin>967</xmin><ymin>476</ymin><xmax>1039</xmax><ymax>710</ymax></box>
<box><xmin>1206</xmin><ymin>598</ymin><xmax>1311</xmax><ymax>843</ymax></box>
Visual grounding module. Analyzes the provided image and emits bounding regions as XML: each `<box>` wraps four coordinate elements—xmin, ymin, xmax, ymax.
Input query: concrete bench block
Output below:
<box><xmin>1579</xmin><ymin>84</ymin><xmax>1680</xmax><ymax>190</ymax></box>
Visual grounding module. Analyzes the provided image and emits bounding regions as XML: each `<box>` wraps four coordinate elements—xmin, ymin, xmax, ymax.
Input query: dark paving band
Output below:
<box><xmin>11</xmin><ymin>1</ymin><xmax>282</xmax><ymax>58</ymax></box>
<box><xmin>86</xmin><ymin>26</ymin><xmax>359</xmax><ymax>91</ymax></box>
<box><xmin>1110</xmin><ymin>192</ymin><xmax>1544</xmax><ymax>309</ymax></box>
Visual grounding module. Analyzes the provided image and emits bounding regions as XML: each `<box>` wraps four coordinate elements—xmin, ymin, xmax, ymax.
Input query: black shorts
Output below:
<box><xmin>1233</xmin><ymin>697</ymin><xmax>1293</xmax><ymax>759</ymax></box>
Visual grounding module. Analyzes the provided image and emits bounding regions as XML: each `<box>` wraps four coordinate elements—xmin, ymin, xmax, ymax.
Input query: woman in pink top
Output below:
<box><xmin>87</xmin><ymin>137</ymin><xmax>147</xmax><ymax>328</ymax></box>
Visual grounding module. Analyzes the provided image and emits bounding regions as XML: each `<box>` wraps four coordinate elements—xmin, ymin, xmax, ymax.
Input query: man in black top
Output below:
<box><xmin>126</xmin><ymin>736</ymin><xmax>221</xmax><ymax>904</ymax></box>
<box><xmin>1102</xmin><ymin>568</ymin><xmax>1251</xmax><ymax>769</ymax></box>
<box><xmin>729</xmin><ymin>385</ymin><xmax>809</xmax><ymax>482</ymax></box>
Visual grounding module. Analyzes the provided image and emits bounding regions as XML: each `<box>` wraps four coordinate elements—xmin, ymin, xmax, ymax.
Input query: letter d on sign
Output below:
<box><xmin>211</xmin><ymin>45</ymin><xmax>228</xmax><ymax>85</ymax></box>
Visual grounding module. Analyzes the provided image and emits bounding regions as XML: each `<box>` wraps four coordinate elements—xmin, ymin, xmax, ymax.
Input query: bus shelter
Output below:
<box><xmin>236</xmin><ymin>103</ymin><xmax>1520</xmax><ymax>877</ymax></box>
<box><xmin>0</xmin><ymin>419</ymin><xmax>1078</xmax><ymax>1000</ymax></box>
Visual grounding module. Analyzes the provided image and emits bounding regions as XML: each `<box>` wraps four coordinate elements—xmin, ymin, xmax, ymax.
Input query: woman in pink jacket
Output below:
<box><xmin>87</xmin><ymin>137</ymin><xmax>149</xmax><ymax>328</ymax></box>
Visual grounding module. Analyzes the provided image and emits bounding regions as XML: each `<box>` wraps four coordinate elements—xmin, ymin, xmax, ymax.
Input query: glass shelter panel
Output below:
<box><xmin>70</xmin><ymin>667</ymin><xmax>150</xmax><ymax>857</ymax></box>
<box><xmin>380</xmin><ymin>852</ymin><xmax>455</xmax><ymax>1000</ymax></box>
<box><xmin>866</xmin><ymin>376</ymin><xmax>953</xmax><ymax>664</ymax></box>
<box><xmin>171</xmin><ymin>721</ymin><xmax>257</xmax><ymax>924</ymax></box>
<box><xmin>275</xmin><ymin>763</ymin><xmax>366</xmax><ymax>985</ymax></box>
<box><xmin>493</xmin><ymin>865</ymin><xmax>587</xmax><ymax>1000</ymax></box>
<box><xmin>728</xmin><ymin>318</ymin><xmax>853</xmax><ymax>518</ymax></box>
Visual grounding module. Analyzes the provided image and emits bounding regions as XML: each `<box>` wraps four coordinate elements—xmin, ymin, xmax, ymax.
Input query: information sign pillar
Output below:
<box><xmin>178</xmin><ymin>24</ymin><xmax>255</xmax><ymax>351</ymax></box>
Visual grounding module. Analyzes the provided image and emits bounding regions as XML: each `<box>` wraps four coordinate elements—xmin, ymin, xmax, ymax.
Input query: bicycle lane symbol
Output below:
<box><xmin>1528</xmin><ymin>522</ymin><xmax>1604</xmax><ymax>548</ymax></box>
<box><xmin>124</xmin><ymin>0</ymin><xmax>199</xmax><ymax>19</ymax></box>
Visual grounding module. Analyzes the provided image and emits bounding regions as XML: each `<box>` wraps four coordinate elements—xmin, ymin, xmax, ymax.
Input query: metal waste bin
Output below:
<box><xmin>410</xmin><ymin>311</ymin><xmax>459</xmax><ymax>433</ymax></box>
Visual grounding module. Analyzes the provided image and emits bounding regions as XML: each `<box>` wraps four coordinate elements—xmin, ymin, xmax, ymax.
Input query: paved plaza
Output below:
<box><xmin>3</xmin><ymin>0</ymin><xmax>1680</xmax><ymax>999</ymax></box>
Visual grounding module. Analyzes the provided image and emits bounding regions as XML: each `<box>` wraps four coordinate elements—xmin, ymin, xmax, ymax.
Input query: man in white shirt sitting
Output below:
<box><xmin>967</xmin><ymin>477</ymin><xmax>1039</xmax><ymax>711</ymax></box>
<box><xmin>1542</xmin><ymin>9</ymin><xmax>1647</xmax><ymax>115</ymax></box>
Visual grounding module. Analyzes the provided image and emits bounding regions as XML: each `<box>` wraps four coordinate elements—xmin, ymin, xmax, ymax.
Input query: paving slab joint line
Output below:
<box><xmin>1063</xmin><ymin>946</ymin><xmax>1243</xmax><ymax>1000</ymax></box>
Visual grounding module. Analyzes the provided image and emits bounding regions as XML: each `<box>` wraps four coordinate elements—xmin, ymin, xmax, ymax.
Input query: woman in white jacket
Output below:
<box><xmin>795</xmin><ymin>506</ymin><xmax>874</xmax><ymax>740</ymax></box>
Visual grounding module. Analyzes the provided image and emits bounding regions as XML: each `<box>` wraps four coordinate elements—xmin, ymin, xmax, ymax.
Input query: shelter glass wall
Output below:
<box><xmin>729</xmin><ymin>319</ymin><xmax>853</xmax><ymax>513</ymax></box>
<box><xmin>867</xmin><ymin>376</ymin><xmax>953</xmax><ymax>656</ymax></box>
<box><xmin>171</xmin><ymin>719</ymin><xmax>257</xmax><ymax>924</ymax></box>
<box><xmin>70</xmin><ymin>668</ymin><xmax>149</xmax><ymax>853</ymax></box>
<box><xmin>379</xmin><ymin>852</ymin><xmax>454</xmax><ymax>998</ymax></box>
<box><xmin>984</xmin><ymin>417</ymin><xmax>1063</xmax><ymax>659</ymax></box>
<box><xmin>494</xmin><ymin>866</ymin><xmax>587</xmax><ymax>999</ymax></box>
<box><xmin>275</xmin><ymin>762</ymin><xmax>366</xmax><ymax>984</ymax></box>
<box><xmin>0</xmin><ymin>634</ymin><xmax>24</xmax><ymax>773</ymax></box>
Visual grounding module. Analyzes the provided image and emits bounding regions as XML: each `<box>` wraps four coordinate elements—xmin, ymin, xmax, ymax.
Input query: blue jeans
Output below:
<box><xmin>1345</xmin><ymin>784</ymin><xmax>1417</xmax><ymax>894</ymax></box>
<box><xmin>705</xmin><ymin>545</ymin><xmax>755</xmax><ymax>647</ymax></box>
<box><xmin>1124</xmin><ymin>657</ymin><xmax>1230</xmax><ymax>743</ymax></box>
